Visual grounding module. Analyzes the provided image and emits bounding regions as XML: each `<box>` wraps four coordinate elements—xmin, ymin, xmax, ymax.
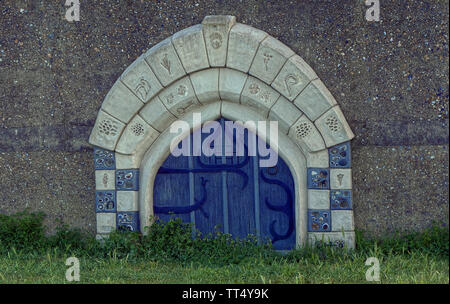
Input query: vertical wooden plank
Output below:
<box><xmin>226</xmin><ymin>126</ymin><xmax>257</xmax><ymax>239</ymax></box>
<box><xmin>193</xmin><ymin>125</ymin><xmax>224</xmax><ymax>236</ymax></box>
<box><xmin>253</xmin><ymin>150</ymin><xmax>261</xmax><ymax>239</ymax></box>
<box><xmin>153</xmin><ymin>152</ymin><xmax>191</xmax><ymax>224</ymax></box>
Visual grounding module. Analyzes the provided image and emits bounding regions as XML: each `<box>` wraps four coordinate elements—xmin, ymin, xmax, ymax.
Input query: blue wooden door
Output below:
<box><xmin>153</xmin><ymin>119</ymin><xmax>296</xmax><ymax>250</ymax></box>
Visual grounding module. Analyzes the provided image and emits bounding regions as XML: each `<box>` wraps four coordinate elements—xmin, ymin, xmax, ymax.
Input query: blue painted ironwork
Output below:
<box><xmin>154</xmin><ymin>177</ymin><xmax>210</xmax><ymax>218</ymax></box>
<box><xmin>260</xmin><ymin>169</ymin><xmax>294</xmax><ymax>244</ymax></box>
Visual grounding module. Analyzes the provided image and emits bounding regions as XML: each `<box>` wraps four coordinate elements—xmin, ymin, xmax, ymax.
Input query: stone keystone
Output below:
<box><xmin>202</xmin><ymin>15</ymin><xmax>236</xmax><ymax>67</ymax></box>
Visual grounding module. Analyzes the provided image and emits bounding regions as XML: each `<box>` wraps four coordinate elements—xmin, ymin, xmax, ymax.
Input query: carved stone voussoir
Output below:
<box><xmin>101</xmin><ymin>80</ymin><xmax>144</xmax><ymax>124</ymax></box>
<box><xmin>272</xmin><ymin>55</ymin><xmax>318</xmax><ymax>101</ymax></box>
<box><xmin>294</xmin><ymin>79</ymin><xmax>337</xmax><ymax>121</ymax></box>
<box><xmin>89</xmin><ymin>110</ymin><xmax>125</xmax><ymax>151</ymax></box>
<box><xmin>227</xmin><ymin>23</ymin><xmax>268</xmax><ymax>73</ymax></box>
<box><xmin>315</xmin><ymin>106</ymin><xmax>355</xmax><ymax>148</ymax></box>
<box><xmin>249</xmin><ymin>36</ymin><xmax>295</xmax><ymax>84</ymax></box>
<box><xmin>144</xmin><ymin>37</ymin><xmax>186</xmax><ymax>87</ymax></box>
<box><xmin>172</xmin><ymin>24</ymin><xmax>210</xmax><ymax>73</ymax></box>
<box><xmin>202</xmin><ymin>15</ymin><xmax>236</xmax><ymax>67</ymax></box>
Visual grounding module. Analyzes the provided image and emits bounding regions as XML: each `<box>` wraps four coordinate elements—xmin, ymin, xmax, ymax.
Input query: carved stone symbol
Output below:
<box><xmin>161</xmin><ymin>53</ymin><xmax>171</xmax><ymax>75</ymax></box>
<box><xmin>98</xmin><ymin>119</ymin><xmax>118</xmax><ymax>137</ymax></box>
<box><xmin>263</xmin><ymin>53</ymin><xmax>272</xmax><ymax>71</ymax></box>
<box><xmin>102</xmin><ymin>173</ymin><xmax>108</xmax><ymax>188</ymax></box>
<box><xmin>295</xmin><ymin>122</ymin><xmax>312</xmax><ymax>139</ymax></box>
<box><xmin>260</xmin><ymin>91</ymin><xmax>271</xmax><ymax>103</ymax></box>
<box><xmin>135</xmin><ymin>77</ymin><xmax>151</xmax><ymax>100</ymax></box>
<box><xmin>166</xmin><ymin>93</ymin><xmax>175</xmax><ymax>105</ymax></box>
<box><xmin>284</xmin><ymin>74</ymin><xmax>299</xmax><ymax>97</ymax></box>
<box><xmin>325</xmin><ymin>115</ymin><xmax>341</xmax><ymax>132</ymax></box>
<box><xmin>131</xmin><ymin>123</ymin><xmax>145</xmax><ymax>136</ymax></box>
<box><xmin>249</xmin><ymin>83</ymin><xmax>260</xmax><ymax>95</ymax></box>
<box><xmin>177</xmin><ymin>85</ymin><xmax>188</xmax><ymax>96</ymax></box>
<box><xmin>209</xmin><ymin>32</ymin><xmax>223</xmax><ymax>49</ymax></box>
<box><xmin>176</xmin><ymin>100</ymin><xmax>194</xmax><ymax>115</ymax></box>
<box><xmin>337</xmin><ymin>173</ymin><xmax>344</xmax><ymax>186</ymax></box>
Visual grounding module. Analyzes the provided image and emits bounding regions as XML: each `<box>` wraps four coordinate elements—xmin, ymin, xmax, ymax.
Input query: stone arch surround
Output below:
<box><xmin>89</xmin><ymin>15</ymin><xmax>356</xmax><ymax>249</ymax></box>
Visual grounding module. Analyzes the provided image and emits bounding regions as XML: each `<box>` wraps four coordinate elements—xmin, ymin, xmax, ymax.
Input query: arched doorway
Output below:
<box><xmin>89</xmin><ymin>15</ymin><xmax>356</xmax><ymax>249</ymax></box>
<box><xmin>153</xmin><ymin>118</ymin><xmax>296</xmax><ymax>250</ymax></box>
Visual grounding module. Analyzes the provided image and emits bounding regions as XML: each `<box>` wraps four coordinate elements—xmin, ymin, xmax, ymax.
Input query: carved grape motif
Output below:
<box><xmin>98</xmin><ymin>119</ymin><xmax>118</xmax><ymax>136</ymax></box>
<box><xmin>325</xmin><ymin>115</ymin><xmax>341</xmax><ymax>132</ymax></box>
<box><xmin>131</xmin><ymin>123</ymin><xmax>145</xmax><ymax>136</ymax></box>
<box><xmin>295</xmin><ymin>122</ymin><xmax>312</xmax><ymax>139</ymax></box>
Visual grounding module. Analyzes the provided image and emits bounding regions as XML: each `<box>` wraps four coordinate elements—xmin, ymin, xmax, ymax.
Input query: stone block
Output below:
<box><xmin>189</xmin><ymin>68</ymin><xmax>220</xmax><ymax>103</ymax></box>
<box><xmin>100</xmin><ymin>80</ymin><xmax>144</xmax><ymax>123</ymax></box>
<box><xmin>294</xmin><ymin>79</ymin><xmax>337</xmax><ymax>121</ymax></box>
<box><xmin>227</xmin><ymin>23</ymin><xmax>268</xmax><ymax>73</ymax></box>
<box><xmin>331</xmin><ymin>210</ymin><xmax>354</xmax><ymax>231</ymax></box>
<box><xmin>249</xmin><ymin>36</ymin><xmax>295</xmax><ymax>84</ymax></box>
<box><xmin>241</xmin><ymin>76</ymin><xmax>280</xmax><ymax>118</ymax></box>
<box><xmin>120</xmin><ymin>57</ymin><xmax>163</xmax><ymax>103</ymax></box>
<box><xmin>268</xmin><ymin>96</ymin><xmax>303</xmax><ymax>134</ymax></box>
<box><xmin>172</xmin><ymin>24</ymin><xmax>209</xmax><ymax>73</ymax></box>
<box><xmin>117</xmin><ymin>191</ymin><xmax>139</xmax><ymax>212</ymax></box>
<box><xmin>315</xmin><ymin>106</ymin><xmax>355</xmax><ymax>147</ymax></box>
<box><xmin>330</xmin><ymin>168</ymin><xmax>352</xmax><ymax>190</ymax></box>
<box><xmin>306</xmin><ymin>149</ymin><xmax>329</xmax><ymax>168</ymax></box>
<box><xmin>218</xmin><ymin>68</ymin><xmax>248</xmax><ymax>102</ymax></box>
<box><xmin>139</xmin><ymin>96</ymin><xmax>177</xmax><ymax>132</ymax></box>
<box><xmin>144</xmin><ymin>37</ymin><xmax>186</xmax><ymax>86</ymax></box>
<box><xmin>89</xmin><ymin>110</ymin><xmax>125</xmax><ymax>151</ymax></box>
<box><xmin>159</xmin><ymin>77</ymin><xmax>200</xmax><ymax>118</ymax></box>
<box><xmin>96</xmin><ymin>213</ymin><xmax>116</xmax><ymax>234</ymax></box>
<box><xmin>115</xmin><ymin>153</ymin><xmax>139</xmax><ymax>169</ymax></box>
<box><xmin>272</xmin><ymin>55</ymin><xmax>318</xmax><ymax>101</ymax></box>
<box><xmin>115</xmin><ymin>114</ymin><xmax>160</xmax><ymax>155</ymax></box>
<box><xmin>202</xmin><ymin>15</ymin><xmax>236</xmax><ymax>67</ymax></box>
<box><xmin>288</xmin><ymin>115</ymin><xmax>326</xmax><ymax>152</ymax></box>
<box><xmin>308</xmin><ymin>231</ymin><xmax>355</xmax><ymax>249</ymax></box>
<box><xmin>95</xmin><ymin>170</ymin><xmax>116</xmax><ymax>190</ymax></box>
<box><xmin>308</xmin><ymin>189</ymin><xmax>330</xmax><ymax>209</ymax></box>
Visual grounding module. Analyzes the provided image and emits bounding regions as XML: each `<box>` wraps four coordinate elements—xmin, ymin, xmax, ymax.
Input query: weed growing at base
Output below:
<box><xmin>0</xmin><ymin>210</ymin><xmax>448</xmax><ymax>269</ymax></box>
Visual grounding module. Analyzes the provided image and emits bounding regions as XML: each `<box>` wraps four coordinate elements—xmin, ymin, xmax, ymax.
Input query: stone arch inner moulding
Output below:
<box><xmin>89</xmin><ymin>15</ymin><xmax>356</xmax><ymax>249</ymax></box>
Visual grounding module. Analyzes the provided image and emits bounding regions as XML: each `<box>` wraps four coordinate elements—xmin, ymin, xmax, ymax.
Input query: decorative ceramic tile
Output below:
<box><xmin>116</xmin><ymin>169</ymin><xmax>139</xmax><ymax>191</ymax></box>
<box><xmin>96</xmin><ymin>190</ymin><xmax>116</xmax><ymax>213</ymax></box>
<box><xmin>308</xmin><ymin>210</ymin><xmax>331</xmax><ymax>232</ymax></box>
<box><xmin>307</xmin><ymin>168</ymin><xmax>330</xmax><ymax>189</ymax></box>
<box><xmin>330</xmin><ymin>190</ymin><xmax>352</xmax><ymax>210</ymax></box>
<box><xmin>329</xmin><ymin>142</ymin><xmax>351</xmax><ymax>168</ymax></box>
<box><xmin>94</xmin><ymin>147</ymin><xmax>116</xmax><ymax>170</ymax></box>
<box><xmin>117</xmin><ymin>211</ymin><xmax>139</xmax><ymax>232</ymax></box>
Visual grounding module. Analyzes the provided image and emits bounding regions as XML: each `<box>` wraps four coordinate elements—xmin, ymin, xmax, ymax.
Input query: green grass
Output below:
<box><xmin>0</xmin><ymin>211</ymin><xmax>448</xmax><ymax>284</ymax></box>
<box><xmin>0</xmin><ymin>250</ymin><xmax>447</xmax><ymax>284</ymax></box>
